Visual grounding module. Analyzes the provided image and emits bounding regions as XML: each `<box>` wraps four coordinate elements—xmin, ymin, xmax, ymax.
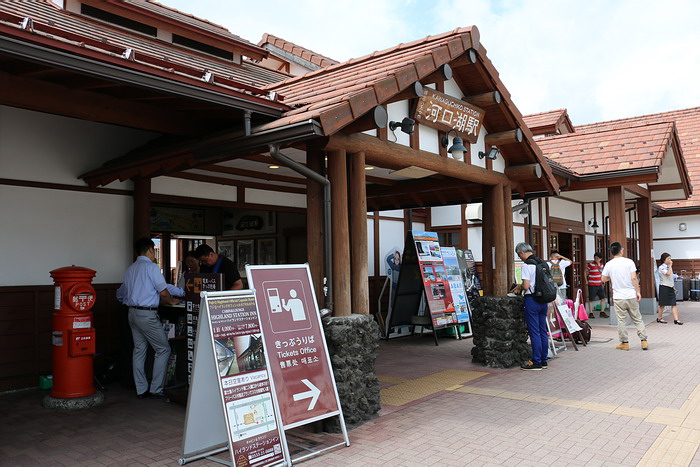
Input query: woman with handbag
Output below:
<box><xmin>657</xmin><ymin>253</ymin><xmax>683</xmax><ymax>325</ymax></box>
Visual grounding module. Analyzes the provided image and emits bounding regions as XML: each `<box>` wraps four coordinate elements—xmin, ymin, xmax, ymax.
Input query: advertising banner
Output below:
<box><xmin>412</xmin><ymin>231</ymin><xmax>457</xmax><ymax>328</ymax></box>
<box><xmin>441</xmin><ymin>247</ymin><xmax>470</xmax><ymax>324</ymax></box>
<box><xmin>247</xmin><ymin>265</ymin><xmax>343</xmax><ymax>430</ymax></box>
<box><xmin>205</xmin><ymin>293</ymin><xmax>286</xmax><ymax>467</ymax></box>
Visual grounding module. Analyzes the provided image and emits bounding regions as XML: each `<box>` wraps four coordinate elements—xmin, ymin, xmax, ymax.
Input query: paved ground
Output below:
<box><xmin>2</xmin><ymin>302</ymin><xmax>699</xmax><ymax>466</ymax></box>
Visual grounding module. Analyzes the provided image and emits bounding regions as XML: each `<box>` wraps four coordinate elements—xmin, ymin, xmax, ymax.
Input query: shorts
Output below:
<box><xmin>588</xmin><ymin>284</ymin><xmax>606</xmax><ymax>300</ymax></box>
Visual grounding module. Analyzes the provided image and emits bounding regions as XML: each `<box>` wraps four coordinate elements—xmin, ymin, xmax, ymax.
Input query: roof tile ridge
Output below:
<box><xmin>257</xmin><ymin>32</ymin><xmax>339</xmax><ymax>65</ymax></box>
<box><xmin>576</xmin><ymin>106</ymin><xmax>700</xmax><ymax>130</ymax></box>
<box><xmin>575</xmin><ymin>119</ymin><xmax>679</xmax><ymax>135</ymax></box>
<box><xmin>524</xmin><ymin>108</ymin><xmax>568</xmax><ymax>118</ymax></box>
<box><xmin>262</xmin><ymin>27</ymin><xmax>472</xmax><ymax>91</ymax></box>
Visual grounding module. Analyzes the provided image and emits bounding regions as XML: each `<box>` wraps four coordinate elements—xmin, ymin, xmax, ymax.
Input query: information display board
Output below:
<box><xmin>183</xmin><ymin>273</ymin><xmax>223</xmax><ymax>383</ymax></box>
<box><xmin>246</xmin><ymin>265</ymin><xmax>346</xmax><ymax>431</ymax></box>
<box><xmin>412</xmin><ymin>231</ymin><xmax>457</xmax><ymax>327</ymax></box>
<box><xmin>441</xmin><ymin>247</ymin><xmax>470</xmax><ymax>324</ymax></box>
<box><xmin>181</xmin><ymin>290</ymin><xmax>288</xmax><ymax>467</ymax></box>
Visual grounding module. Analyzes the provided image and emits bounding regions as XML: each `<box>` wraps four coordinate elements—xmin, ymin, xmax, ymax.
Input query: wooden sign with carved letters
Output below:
<box><xmin>412</xmin><ymin>88</ymin><xmax>485</xmax><ymax>144</ymax></box>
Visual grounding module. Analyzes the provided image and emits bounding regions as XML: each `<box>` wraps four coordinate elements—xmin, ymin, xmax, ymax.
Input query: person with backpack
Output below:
<box><xmin>513</xmin><ymin>242</ymin><xmax>558</xmax><ymax>370</ymax></box>
<box><xmin>601</xmin><ymin>242</ymin><xmax>649</xmax><ymax>351</ymax></box>
<box><xmin>547</xmin><ymin>250</ymin><xmax>572</xmax><ymax>300</ymax></box>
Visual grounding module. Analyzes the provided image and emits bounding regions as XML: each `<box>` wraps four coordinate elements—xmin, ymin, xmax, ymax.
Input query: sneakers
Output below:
<box><xmin>616</xmin><ymin>342</ymin><xmax>630</xmax><ymax>351</ymax></box>
<box><xmin>520</xmin><ymin>361</ymin><xmax>542</xmax><ymax>371</ymax></box>
<box><xmin>541</xmin><ymin>361</ymin><xmax>548</xmax><ymax>369</ymax></box>
<box><xmin>641</xmin><ymin>340</ymin><xmax>649</xmax><ymax>350</ymax></box>
<box><xmin>600</xmin><ymin>312</ymin><xmax>609</xmax><ymax>318</ymax></box>
<box><xmin>588</xmin><ymin>313</ymin><xmax>595</xmax><ymax>319</ymax></box>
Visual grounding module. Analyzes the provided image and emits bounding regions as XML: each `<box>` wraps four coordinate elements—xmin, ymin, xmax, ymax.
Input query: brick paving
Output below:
<box><xmin>1</xmin><ymin>302</ymin><xmax>699</xmax><ymax>466</ymax></box>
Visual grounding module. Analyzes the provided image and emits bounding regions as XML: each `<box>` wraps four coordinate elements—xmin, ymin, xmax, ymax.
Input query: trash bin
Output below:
<box><xmin>690</xmin><ymin>279</ymin><xmax>700</xmax><ymax>301</ymax></box>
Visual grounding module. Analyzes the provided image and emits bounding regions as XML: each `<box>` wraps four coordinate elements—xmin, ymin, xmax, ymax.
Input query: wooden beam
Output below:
<box><xmin>566</xmin><ymin>173</ymin><xmax>658</xmax><ymax>191</ymax></box>
<box><xmin>608</xmin><ymin>186</ymin><xmax>626</xmax><ymax>246</ymax></box>
<box><xmin>133</xmin><ymin>178</ymin><xmax>151</xmax><ymax>243</ymax></box>
<box><xmin>462</xmin><ymin>91</ymin><xmax>501</xmax><ymax>108</ymax></box>
<box><xmin>327</xmin><ymin>149</ymin><xmax>351</xmax><ymax>316</ymax></box>
<box><xmin>485</xmin><ymin>128</ymin><xmax>523</xmax><ymax>147</ymax></box>
<box><xmin>385</xmin><ymin>81</ymin><xmax>423</xmax><ymax>105</ymax></box>
<box><xmin>340</xmin><ymin>105</ymin><xmax>388</xmax><ymax>134</ymax></box>
<box><xmin>637</xmin><ymin>197</ymin><xmax>654</xmax><ymax>298</ymax></box>
<box><xmin>325</xmin><ymin>132</ymin><xmax>509</xmax><ymax>186</ymax></box>
<box><xmin>0</xmin><ymin>71</ymin><xmax>197</xmax><ymax>135</ymax></box>
<box><xmin>349</xmin><ymin>152</ymin><xmax>369</xmax><ymax>315</ymax></box>
<box><xmin>648</xmin><ymin>183</ymin><xmax>683</xmax><ymax>192</ymax></box>
<box><xmin>624</xmin><ymin>184</ymin><xmax>650</xmax><ymax>198</ymax></box>
<box><xmin>306</xmin><ymin>148</ymin><xmax>325</xmax><ymax>302</ymax></box>
<box><xmin>504</xmin><ymin>163</ymin><xmax>542</xmax><ymax>182</ymax></box>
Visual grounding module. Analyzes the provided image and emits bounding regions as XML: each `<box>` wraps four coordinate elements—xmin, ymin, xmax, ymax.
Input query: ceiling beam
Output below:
<box><xmin>199</xmin><ymin>164</ymin><xmax>306</xmax><ymax>185</ymax></box>
<box><xmin>167</xmin><ymin>172</ymin><xmax>306</xmax><ymax>194</ymax></box>
<box><xmin>624</xmin><ymin>184</ymin><xmax>650</xmax><ymax>198</ymax></box>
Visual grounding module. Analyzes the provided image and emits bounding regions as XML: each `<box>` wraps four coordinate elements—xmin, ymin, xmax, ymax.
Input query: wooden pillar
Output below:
<box><xmin>637</xmin><ymin>196</ymin><xmax>654</xmax><ymax>297</ymax></box>
<box><xmin>306</xmin><ymin>147</ymin><xmax>326</xmax><ymax>302</ymax></box>
<box><xmin>348</xmin><ymin>151</ymin><xmax>369</xmax><ymax>315</ymax></box>
<box><xmin>607</xmin><ymin>186</ymin><xmax>626</xmax><ymax>247</ymax></box>
<box><xmin>503</xmin><ymin>185</ymin><xmax>515</xmax><ymax>289</ymax></box>
<box><xmin>481</xmin><ymin>187</ymin><xmax>494</xmax><ymax>295</ymax></box>
<box><xmin>327</xmin><ymin>149</ymin><xmax>351</xmax><ymax>316</ymax></box>
<box><xmin>133</xmin><ymin>177</ymin><xmax>151</xmax><ymax>241</ymax></box>
<box><xmin>482</xmin><ymin>184</ymin><xmax>508</xmax><ymax>295</ymax></box>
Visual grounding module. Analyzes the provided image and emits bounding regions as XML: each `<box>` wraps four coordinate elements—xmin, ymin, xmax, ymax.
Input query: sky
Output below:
<box><xmin>162</xmin><ymin>0</ymin><xmax>700</xmax><ymax>126</ymax></box>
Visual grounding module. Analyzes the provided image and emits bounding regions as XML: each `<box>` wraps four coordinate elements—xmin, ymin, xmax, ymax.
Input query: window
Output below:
<box><xmin>81</xmin><ymin>5</ymin><xmax>157</xmax><ymax>36</ymax></box>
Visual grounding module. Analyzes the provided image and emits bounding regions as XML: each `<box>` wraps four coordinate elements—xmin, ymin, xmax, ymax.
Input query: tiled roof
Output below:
<box><xmin>259</xmin><ymin>33</ymin><xmax>338</xmax><ymax>69</ymax></box>
<box><xmin>575</xmin><ymin>107</ymin><xmax>700</xmax><ymax>210</ymax></box>
<box><xmin>255</xmin><ymin>27</ymin><xmax>481</xmax><ymax>134</ymax></box>
<box><xmin>0</xmin><ymin>1</ymin><xmax>289</xmax><ymax>98</ymax></box>
<box><xmin>523</xmin><ymin>109</ymin><xmax>573</xmax><ymax>136</ymax></box>
<box><xmin>538</xmin><ymin>121</ymin><xmax>675</xmax><ymax>176</ymax></box>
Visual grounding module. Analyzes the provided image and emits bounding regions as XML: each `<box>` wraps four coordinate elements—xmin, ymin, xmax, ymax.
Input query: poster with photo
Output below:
<box><xmin>412</xmin><ymin>231</ymin><xmax>456</xmax><ymax>328</ymax></box>
<box><xmin>441</xmin><ymin>247</ymin><xmax>471</xmax><ymax>323</ymax></box>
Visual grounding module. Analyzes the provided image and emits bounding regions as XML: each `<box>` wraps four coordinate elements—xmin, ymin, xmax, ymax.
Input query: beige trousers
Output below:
<box><xmin>613</xmin><ymin>298</ymin><xmax>648</xmax><ymax>343</ymax></box>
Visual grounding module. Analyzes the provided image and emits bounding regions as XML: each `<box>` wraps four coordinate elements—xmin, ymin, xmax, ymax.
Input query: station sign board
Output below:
<box><xmin>412</xmin><ymin>88</ymin><xmax>485</xmax><ymax>144</ymax></box>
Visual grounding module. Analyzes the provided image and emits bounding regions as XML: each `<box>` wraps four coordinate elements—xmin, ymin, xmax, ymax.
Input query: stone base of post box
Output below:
<box><xmin>43</xmin><ymin>390</ymin><xmax>104</xmax><ymax>410</ymax></box>
<box><xmin>321</xmin><ymin>313</ymin><xmax>381</xmax><ymax>431</ymax></box>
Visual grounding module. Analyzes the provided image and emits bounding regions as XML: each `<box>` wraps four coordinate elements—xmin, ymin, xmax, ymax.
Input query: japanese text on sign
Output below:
<box><xmin>413</xmin><ymin>88</ymin><xmax>485</xmax><ymax>144</ymax></box>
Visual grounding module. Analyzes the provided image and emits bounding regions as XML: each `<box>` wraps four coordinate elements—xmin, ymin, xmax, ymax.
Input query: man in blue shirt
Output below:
<box><xmin>117</xmin><ymin>238</ymin><xmax>184</xmax><ymax>398</ymax></box>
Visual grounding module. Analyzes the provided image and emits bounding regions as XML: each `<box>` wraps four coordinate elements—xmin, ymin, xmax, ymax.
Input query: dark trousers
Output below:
<box><xmin>524</xmin><ymin>296</ymin><xmax>549</xmax><ymax>365</ymax></box>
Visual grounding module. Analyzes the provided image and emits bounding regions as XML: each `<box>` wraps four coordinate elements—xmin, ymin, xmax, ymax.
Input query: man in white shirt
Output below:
<box><xmin>601</xmin><ymin>242</ymin><xmax>648</xmax><ymax>351</ymax></box>
<box><xmin>547</xmin><ymin>250</ymin><xmax>572</xmax><ymax>300</ymax></box>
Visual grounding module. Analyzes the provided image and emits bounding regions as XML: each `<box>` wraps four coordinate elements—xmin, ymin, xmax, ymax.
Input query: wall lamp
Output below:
<box><xmin>679</xmin><ymin>222</ymin><xmax>687</xmax><ymax>231</ymax></box>
<box><xmin>440</xmin><ymin>129</ymin><xmax>468</xmax><ymax>161</ymax></box>
<box><xmin>588</xmin><ymin>218</ymin><xmax>599</xmax><ymax>233</ymax></box>
<box><xmin>478</xmin><ymin>146</ymin><xmax>499</xmax><ymax>160</ymax></box>
<box><xmin>388</xmin><ymin>117</ymin><xmax>416</xmax><ymax>136</ymax></box>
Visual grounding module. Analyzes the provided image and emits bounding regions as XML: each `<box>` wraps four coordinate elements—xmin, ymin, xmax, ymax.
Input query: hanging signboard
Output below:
<box><xmin>412</xmin><ymin>88</ymin><xmax>485</xmax><ymax>144</ymax></box>
<box><xmin>181</xmin><ymin>290</ymin><xmax>288</xmax><ymax>467</ymax></box>
<box><xmin>246</xmin><ymin>265</ymin><xmax>347</xmax><ymax>433</ymax></box>
<box><xmin>441</xmin><ymin>247</ymin><xmax>470</xmax><ymax>324</ymax></box>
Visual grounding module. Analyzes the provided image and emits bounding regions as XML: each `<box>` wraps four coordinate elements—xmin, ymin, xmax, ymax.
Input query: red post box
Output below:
<box><xmin>50</xmin><ymin>266</ymin><xmax>97</xmax><ymax>398</ymax></box>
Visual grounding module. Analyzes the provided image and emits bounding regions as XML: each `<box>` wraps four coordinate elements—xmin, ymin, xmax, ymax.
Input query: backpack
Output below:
<box><xmin>550</xmin><ymin>262</ymin><xmax>564</xmax><ymax>286</ymax></box>
<box><xmin>525</xmin><ymin>256</ymin><xmax>558</xmax><ymax>303</ymax></box>
<box><xmin>575</xmin><ymin>320</ymin><xmax>592</xmax><ymax>344</ymax></box>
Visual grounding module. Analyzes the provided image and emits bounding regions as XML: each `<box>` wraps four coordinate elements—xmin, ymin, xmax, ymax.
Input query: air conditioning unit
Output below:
<box><xmin>465</xmin><ymin>204</ymin><xmax>482</xmax><ymax>222</ymax></box>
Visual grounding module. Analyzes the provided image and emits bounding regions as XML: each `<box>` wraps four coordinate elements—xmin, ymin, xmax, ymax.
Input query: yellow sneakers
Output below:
<box><xmin>616</xmin><ymin>342</ymin><xmax>630</xmax><ymax>351</ymax></box>
<box><xmin>641</xmin><ymin>340</ymin><xmax>649</xmax><ymax>351</ymax></box>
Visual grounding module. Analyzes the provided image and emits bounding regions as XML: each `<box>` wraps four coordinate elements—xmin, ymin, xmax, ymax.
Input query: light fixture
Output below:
<box><xmin>588</xmin><ymin>218</ymin><xmax>599</xmax><ymax>233</ymax></box>
<box><xmin>679</xmin><ymin>222</ymin><xmax>687</xmax><ymax>231</ymax></box>
<box><xmin>440</xmin><ymin>129</ymin><xmax>467</xmax><ymax>161</ymax></box>
<box><xmin>478</xmin><ymin>146</ymin><xmax>499</xmax><ymax>160</ymax></box>
<box><xmin>268</xmin><ymin>165</ymin><xmax>280</xmax><ymax>169</ymax></box>
<box><xmin>519</xmin><ymin>207</ymin><xmax>530</xmax><ymax>217</ymax></box>
<box><xmin>364</xmin><ymin>166</ymin><xmax>375</xmax><ymax>170</ymax></box>
<box><xmin>388</xmin><ymin>117</ymin><xmax>416</xmax><ymax>136</ymax></box>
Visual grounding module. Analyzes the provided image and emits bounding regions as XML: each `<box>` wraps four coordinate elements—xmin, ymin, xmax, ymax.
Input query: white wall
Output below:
<box><xmin>653</xmin><ymin>240</ymin><xmax>700</xmax><ymax>261</ymax></box>
<box><xmin>467</xmin><ymin>227</ymin><xmax>483</xmax><ymax>261</ymax></box>
<box><xmin>378</xmin><ymin>219</ymin><xmax>406</xmax><ymax>275</ymax></box>
<box><xmin>367</xmin><ymin>218</ymin><xmax>375</xmax><ymax>276</ymax></box>
<box><xmin>653</xmin><ymin>215</ymin><xmax>700</xmax><ymax>239</ymax></box>
<box><xmin>153</xmin><ymin>177</ymin><xmax>238</xmax><ymax>202</ymax></box>
<box><xmin>586</xmin><ymin>234</ymin><xmax>596</xmax><ymax>261</ymax></box>
<box><xmin>0</xmin><ymin>185</ymin><xmax>132</xmax><ymax>286</ymax></box>
<box><xmin>387</xmin><ymin>101</ymin><xmax>411</xmax><ymax>147</ymax></box>
<box><xmin>431</xmin><ymin>205</ymin><xmax>461</xmax><ymax>227</ymax></box>
<box><xmin>0</xmin><ymin>106</ymin><xmax>155</xmax><ymax>187</ymax></box>
<box><xmin>244</xmin><ymin>188</ymin><xmax>306</xmax><ymax>208</ymax></box>
<box><xmin>548</xmin><ymin>197</ymin><xmax>582</xmax><ymax>222</ymax></box>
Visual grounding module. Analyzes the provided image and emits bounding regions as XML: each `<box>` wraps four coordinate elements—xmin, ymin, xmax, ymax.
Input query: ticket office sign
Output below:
<box><xmin>247</xmin><ymin>265</ymin><xmax>341</xmax><ymax>430</ymax></box>
<box><xmin>412</xmin><ymin>231</ymin><xmax>457</xmax><ymax>328</ymax></box>
<box><xmin>206</xmin><ymin>294</ymin><xmax>286</xmax><ymax>467</ymax></box>
<box><xmin>412</xmin><ymin>88</ymin><xmax>485</xmax><ymax>144</ymax></box>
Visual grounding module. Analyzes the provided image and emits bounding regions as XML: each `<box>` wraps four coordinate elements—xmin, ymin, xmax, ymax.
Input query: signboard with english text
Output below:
<box><xmin>412</xmin><ymin>88</ymin><xmax>485</xmax><ymax>144</ymax></box>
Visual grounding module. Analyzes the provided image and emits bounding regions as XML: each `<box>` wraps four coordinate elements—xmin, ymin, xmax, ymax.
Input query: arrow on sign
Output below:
<box><xmin>293</xmin><ymin>379</ymin><xmax>320</xmax><ymax>411</ymax></box>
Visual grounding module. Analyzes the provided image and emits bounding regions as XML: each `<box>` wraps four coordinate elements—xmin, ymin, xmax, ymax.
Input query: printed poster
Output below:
<box><xmin>412</xmin><ymin>231</ymin><xmax>457</xmax><ymax>327</ymax></box>
<box><xmin>441</xmin><ymin>247</ymin><xmax>470</xmax><ymax>323</ymax></box>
